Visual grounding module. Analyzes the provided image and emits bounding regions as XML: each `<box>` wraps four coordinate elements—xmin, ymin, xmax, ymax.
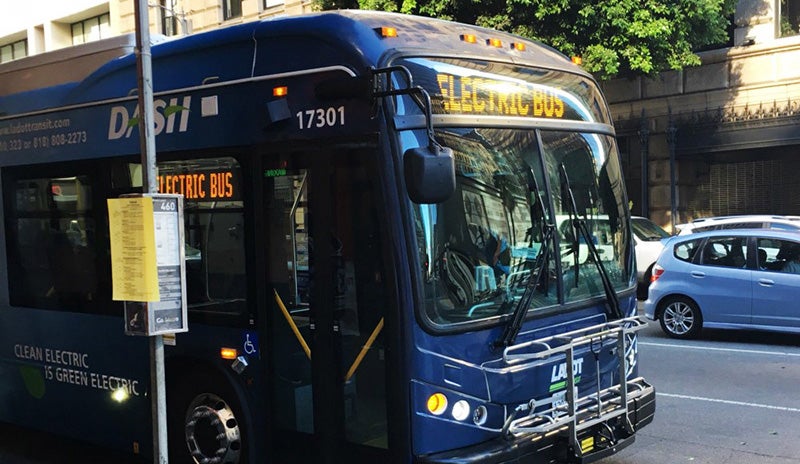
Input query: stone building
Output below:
<box><xmin>3</xmin><ymin>0</ymin><xmax>800</xmax><ymax>232</ymax></box>
<box><xmin>605</xmin><ymin>0</ymin><xmax>800</xmax><ymax>231</ymax></box>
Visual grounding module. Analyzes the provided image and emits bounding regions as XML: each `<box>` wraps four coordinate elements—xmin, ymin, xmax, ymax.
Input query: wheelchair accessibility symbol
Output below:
<box><xmin>243</xmin><ymin>332</ymin><xmax>258</xmax><ymax>355</ymax></box>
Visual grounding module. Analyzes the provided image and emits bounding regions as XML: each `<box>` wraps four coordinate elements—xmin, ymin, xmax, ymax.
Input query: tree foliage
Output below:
<box><xmin>313</xmin><ymin>0</ymin><xmax>736</xmax><ymax>80</ymax></box>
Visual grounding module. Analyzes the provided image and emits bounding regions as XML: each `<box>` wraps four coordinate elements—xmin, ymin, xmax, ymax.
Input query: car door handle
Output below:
<box><xmin>691</xmin><ymin>271</ymin><xmax>705</xmax><ymax>278</ymax></box>
<box><xmin>758</xmin><ymin>278</ymin><xmax>775</xmax><ymax>287</ymax></box>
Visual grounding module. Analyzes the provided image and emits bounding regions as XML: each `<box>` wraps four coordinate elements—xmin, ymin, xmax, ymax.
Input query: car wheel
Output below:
<box><xmin>658</xmin><ymin>296</ymin><xmax>702</xmax><ymax>339</ymax></box>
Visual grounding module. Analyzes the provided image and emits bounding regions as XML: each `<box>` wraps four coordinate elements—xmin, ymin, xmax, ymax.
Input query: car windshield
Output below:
<box><xmin>632</xmin><ymin>218</ymin><xmax>670</xmax><ymax>241</ymax></box>
<box><xmin>407</xmin><ymin>127</ymin><xmax>632</xmax><ymax>327</ymax></box>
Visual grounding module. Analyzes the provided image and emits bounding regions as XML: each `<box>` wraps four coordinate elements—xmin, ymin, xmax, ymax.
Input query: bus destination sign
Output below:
<box><xmin>158</xmin><ymin>170</ymin><xmax>238</xmax><ymax>201</ymax></box>
<box><xmin>435</xmin><ymin>73</ymin><xmax>566</xmax><ymax>119</ymax></box>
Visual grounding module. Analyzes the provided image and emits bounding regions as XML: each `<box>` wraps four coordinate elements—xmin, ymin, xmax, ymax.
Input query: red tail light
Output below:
<box><xmin>650</xmin><ymin>264</ymin><xmax>664</xmax><ymax>283</ymax></box>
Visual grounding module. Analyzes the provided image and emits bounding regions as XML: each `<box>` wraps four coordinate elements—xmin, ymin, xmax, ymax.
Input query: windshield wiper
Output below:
<box><xmin>495</xmin><ymin>169</ymin><xmax>554</xmax><ymax>348</ymax></box>
<box><xmin>558</xmin><ymin>164</ymin><xmax>623</xmax><ymax>320</ymax></box>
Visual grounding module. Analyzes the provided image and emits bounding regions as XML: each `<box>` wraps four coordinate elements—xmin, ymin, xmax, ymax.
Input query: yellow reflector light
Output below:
<box><xmin>426</xmin><ymin>393</ymin><xmax>448</xmax><ymax>415</ymax></box>
<box><xmin>580</xmin><ymin>436</ymin><xmax>595</xmax><ymax>453</ymax></box>
<box><xmin>379</xmin><ymin>26</ymin><xmax>397</xmax><ymax>38</ymax></box>
<box><xmin>487</xmin><ymin>38</ymin><xmax>502</xmax><ymax>48</ymax></box>
<box><xmin>460</xmin><ymin>34</ymin><xmax>477</xmax><ymax>44</ymax></box>
<box><xmin>511</xmin><ymin>42</ymin><xmax>526</xmax><ymax>51</ymax></box>
<box><xmin>571</xmin><ymin>56</ymin><xmax>583</xmax><ymax>65</ymax></box>
<box><xmin>220</xmin><ymin>347</ymin><xmax>238</xmax><ymax>360</ymax></box>
<box><xmin>273</xmin><ymin>86</ymin><xmax>288</xmax><ymax>97</ymax></box>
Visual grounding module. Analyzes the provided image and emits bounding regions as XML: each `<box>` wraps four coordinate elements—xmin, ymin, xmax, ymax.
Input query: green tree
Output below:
<box><xmin>313</xmin><ymin>0</ymin><xmax>736</xmax><ymax>80</ymax></box>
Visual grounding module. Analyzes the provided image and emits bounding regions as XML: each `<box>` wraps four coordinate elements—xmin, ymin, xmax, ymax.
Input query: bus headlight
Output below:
<box><xmin>112</xmin><ymin>388</ymin><xmax>130</xmax><ymax>403</ymax></box>
<box><xmin>451</xmin><ymin>400</ymin><xmax>470</xmax><ymax>421</ymax></box>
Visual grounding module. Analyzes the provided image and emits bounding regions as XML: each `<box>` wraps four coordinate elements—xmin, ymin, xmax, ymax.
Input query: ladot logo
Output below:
<box><xmin>549</xmin><ymin>357</ymin><xmax>584</xmax><ymax>392</ymax></box>
<box><xmin>108</xmin><ymin>96</ymin><xmax>191</xmax><ymax>140</ymax></box>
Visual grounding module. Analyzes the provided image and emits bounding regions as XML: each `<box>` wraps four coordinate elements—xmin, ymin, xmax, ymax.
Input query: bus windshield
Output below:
<box><xmin>414</xmin><ymin>127</ymin><xmax>631</xmax><ymax>326</ymax></box>
<box><xmin>398</xmin><ymin>59</ymin><xmax>632</xmax><ymax>327</ymax></box>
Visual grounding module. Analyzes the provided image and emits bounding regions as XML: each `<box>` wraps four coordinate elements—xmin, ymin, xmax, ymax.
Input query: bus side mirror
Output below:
<box><xmin>404</xmin><ymin>145</ymin><xmax>455</xmax><ymax>204</ymax></box>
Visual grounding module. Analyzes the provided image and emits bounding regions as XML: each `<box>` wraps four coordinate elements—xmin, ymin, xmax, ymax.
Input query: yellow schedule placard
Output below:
<box><xmin>108</xmin><ymin>197</ymin><xmax>160</xmax><ymax>302</ymax></box>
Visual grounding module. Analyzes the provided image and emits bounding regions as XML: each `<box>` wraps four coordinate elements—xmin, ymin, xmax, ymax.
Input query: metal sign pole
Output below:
<box><xmin>133</xmin><ymin>1</ymin><xmax>169</xmax><ymax>463</ymax></box>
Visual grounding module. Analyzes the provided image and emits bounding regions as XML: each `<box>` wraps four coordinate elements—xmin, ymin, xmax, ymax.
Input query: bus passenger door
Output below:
<box><xmin>264</xmin><ymin>148</ymin><xmax>391</xmax><ymax>463</ymax></box>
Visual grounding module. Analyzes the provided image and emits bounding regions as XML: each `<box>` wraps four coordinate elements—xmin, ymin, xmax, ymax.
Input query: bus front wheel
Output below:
<box><xmin>169</xmin><ymin>376</ymin><xmax>246</xmax><ymax>464</ymax></box>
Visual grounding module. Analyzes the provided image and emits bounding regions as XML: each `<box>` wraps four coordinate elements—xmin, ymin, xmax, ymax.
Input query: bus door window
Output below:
<box><xmin>265</xmin><ymin>168</ymin><xmax>314</xmax><ymax>435</ymax></box>
<box><xmin>328</xmin><ymin>153</ymin><xmax>388</xmax><ymax>450</ymax></box>
<box><xmin>265</xmin><ymin>149</ymin><xmax>389</xmax><ymax>457</ymax></box>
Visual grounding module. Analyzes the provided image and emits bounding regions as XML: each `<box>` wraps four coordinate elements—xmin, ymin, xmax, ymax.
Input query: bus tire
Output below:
<box><xmin>169</xmin><ymin>374</ymin><xmax>247</xmax><ymax>464</ymax></box>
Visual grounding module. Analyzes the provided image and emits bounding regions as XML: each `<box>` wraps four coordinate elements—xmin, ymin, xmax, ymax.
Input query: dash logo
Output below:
<box><xmin>108</xmin><ymin>96</ymin><xmax>191</xmax><ymax>140</ymax></box>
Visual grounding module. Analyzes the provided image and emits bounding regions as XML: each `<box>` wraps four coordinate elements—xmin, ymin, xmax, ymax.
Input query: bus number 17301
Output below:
<box><xmin>296</xmin><ymin>106</ymin><xmax>345</xmax><ymax>130</ymax></box>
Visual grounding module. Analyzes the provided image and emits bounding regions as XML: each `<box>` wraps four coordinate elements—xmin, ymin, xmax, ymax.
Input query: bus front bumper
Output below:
<box><xmin>417</xmin><ymin>381</ymin><xmax>655</xmax><ymax>464</ymax></box>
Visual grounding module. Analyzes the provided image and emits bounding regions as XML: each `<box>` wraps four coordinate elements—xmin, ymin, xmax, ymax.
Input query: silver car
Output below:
<box><xmin>644</xmin><ymin>229</ymin><xmax>800</xmax><ymax>339</ymax></box>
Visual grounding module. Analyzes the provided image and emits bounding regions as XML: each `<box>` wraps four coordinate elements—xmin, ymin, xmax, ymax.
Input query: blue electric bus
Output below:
<box><xmin>0</xmin><ymin>10</ymin><xmax>654</xmax><ymax>464</ymax></box>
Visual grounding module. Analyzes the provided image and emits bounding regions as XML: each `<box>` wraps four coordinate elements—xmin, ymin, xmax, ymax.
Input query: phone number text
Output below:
<box><xmin>0</xmin><ymin>130</ymin><xmax>88</xmax><ymax>152</ymax></box>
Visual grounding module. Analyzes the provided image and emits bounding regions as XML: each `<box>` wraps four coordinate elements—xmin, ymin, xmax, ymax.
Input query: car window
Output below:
<box><xmin>674</xmin><ymin>238</ymin><xmax>702</xmax><ymax>262</ymax></box>
<box><xmin>632</xmin><ymin>218</ymin><xmax>670</xmax><ymax>241</ymax></box>
<box><xmin>762</xmin><ymin>238</ymin><xmax>800</xmax><ymax>273</ymax></box>
<box><xmin>699</xmin><ymin>236</ymin><xmax>747</xmax><ymax>268</ymax></box>
<box><xmin>756</xmin><ymin>238</ymin><xmax>784</xmax><ymax>271</ymax></box>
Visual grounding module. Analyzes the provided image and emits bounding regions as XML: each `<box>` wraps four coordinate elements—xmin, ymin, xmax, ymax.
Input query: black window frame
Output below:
<box><xmin>223</xmin><ymin>0</ymin><xmax>243</xmax><ymax>20</ymax></box>
<box><xmin>0</xmin><ymin>39</ymin><xmax>28</xmax><ymax>64</ymax></box>
<box><xmin>71</xmin><ymin>13</ymin><xmax>111</xmax><ymax>45</ymax></box>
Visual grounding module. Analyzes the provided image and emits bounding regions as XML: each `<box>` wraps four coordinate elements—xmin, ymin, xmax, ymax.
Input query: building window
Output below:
<box><xmin>263</xmin><ymin>0</ymin><xmax>285</xmax><ymax>8</ymax></box>
<box><xmin>780</xmin><ymin>0</ymin><xmax>800</xmax><ymax>37</ymax></box>
<box><xmin>161</xmin><ymin>0</ymin><xmax>180</xmax><ymax>36</ymax></box>
<box><xmin>223</xmin><ymin>0</ymin><xmax>243</xmax><ymax>20</ymax></box>
<box><xmin>71</xmin><ymin>13</ymin><xmax>111</xmax><ymax>45</ymax></box>
<box><xmin>0</xmin><ymin>39</ymin><xmax>27</xmax><ymax>63</ymax></box>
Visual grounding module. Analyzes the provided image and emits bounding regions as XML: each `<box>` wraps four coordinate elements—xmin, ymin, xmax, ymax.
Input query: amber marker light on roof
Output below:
<box><xmin>460</xmin><ymin>34</ymin><xmax>477</xmax><ymax>44</ymax></box>
<box><xmin>273</xmin><ymin>86</ymin><xmax>288</xmax><ymax>97</ymax></box>
<box><xmin>486</xmin><ymin>38</ymin><xmax>503</xmax><ymax>48</ymax></box>
<box><xmin>511</xmin><ymin>42</ymin><xmax>526</xmax><ymax>51</ymax></box>
<box><xmin>571</xmin><ymin>56</ymin><xmax>583</xmax><ymax>65</ymax></box>
<box><xmin>378</xmin><ymin>26</ymin><xmax>398</xmax><ymax>38</ymax></box>
<box><xmin>220</xmin><ymin>347</ymin><xmax>238</xmax><ymax>360</ymax></box>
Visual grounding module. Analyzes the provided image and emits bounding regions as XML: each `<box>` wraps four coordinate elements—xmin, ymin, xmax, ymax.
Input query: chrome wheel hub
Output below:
<box><xmin>185</xmin><ymin>393</ymin><xmax>241</xmax><ymax>464</ymax></box>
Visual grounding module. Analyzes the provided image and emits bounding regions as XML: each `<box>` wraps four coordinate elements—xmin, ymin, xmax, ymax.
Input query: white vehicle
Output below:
<box><xmin>676</xmin><ymin>215</ymin><xmax>800</xmax><ymax>235</ymax></box>
<box><xmin>631</xmin><ymin>216</ymin><xmax>671</xmax><ymax>298</ymax></box>
<box><xmin>555</xmin><ymin>215</ymin><xmax>616</xmax><ymax>264</ymax></box>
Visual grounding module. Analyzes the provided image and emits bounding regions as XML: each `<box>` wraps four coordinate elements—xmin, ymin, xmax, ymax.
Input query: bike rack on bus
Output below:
<box><xmin>499</xmin><ymin>316</ymin><xmax>652</xmax><ymax>458</ymax></box>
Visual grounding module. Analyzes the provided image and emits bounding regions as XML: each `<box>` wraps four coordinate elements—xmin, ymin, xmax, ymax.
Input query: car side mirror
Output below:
<box><xmin>404</xmin><ymin>145</ymin><xmax>455</xmax><ymax>204</ymax></box>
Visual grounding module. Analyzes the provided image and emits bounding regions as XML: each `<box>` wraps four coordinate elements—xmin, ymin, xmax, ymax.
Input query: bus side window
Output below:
<box><xmin>46</xmin><ymin>225</ymin><xmax>97</xmax><ymax>306</ymax></box>
<box><xmin>155</xmin><ymin>157</ymin><xmax>247</xmax><ymax>315</ymax></box>
<box><xmin>5</xmin><ymin>174</ymin><xmax>98</xmax><ymax>312</ymax></box>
